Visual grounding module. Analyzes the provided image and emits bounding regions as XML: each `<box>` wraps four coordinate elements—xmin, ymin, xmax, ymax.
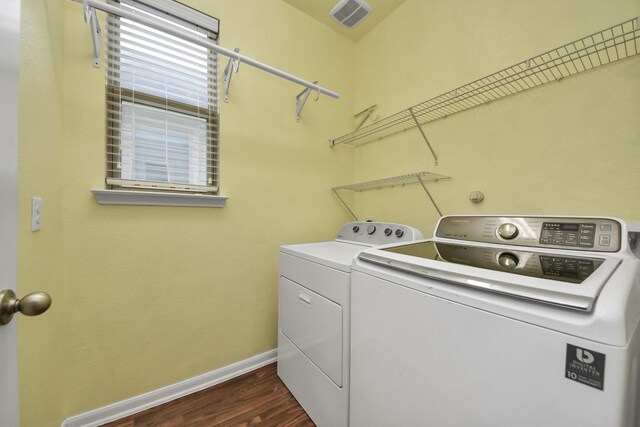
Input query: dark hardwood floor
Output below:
<box><xmin>100</xmin><ymin>363</ymin><xmax>315</xmax><ymax>427</ymax></box>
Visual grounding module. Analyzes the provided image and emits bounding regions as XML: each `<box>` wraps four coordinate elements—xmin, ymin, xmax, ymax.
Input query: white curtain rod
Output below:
<box><xmin>73</xmin><ymin>0</ymin><xmax>340</xmax><ymax>99</ymax></box>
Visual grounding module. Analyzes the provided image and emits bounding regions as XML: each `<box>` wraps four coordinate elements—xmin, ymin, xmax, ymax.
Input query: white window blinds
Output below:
<box><xmin>106</xmin><ymin>0</ymin><xmax>219</xmax><ymax>193</ymax></box>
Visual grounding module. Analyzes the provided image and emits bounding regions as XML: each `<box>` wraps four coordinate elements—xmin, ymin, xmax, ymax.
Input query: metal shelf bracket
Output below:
<box><xmin>331</xmin><ymin>188</ymin><xmax>359</xmax><ymax>221</ymax></box>
<box><xmin>355</xmin><ymin>105</ymin><xmax>378</xmax><ymax>130</ymax></box>
<box><xmin>223</xmin><ymin>48</ymin><xmax>240</xmax><ymax>103</ymax></box>
<box><xmin>408</xmin><ymin>107</ymin><xmax>438</xmax><ymax>165</ymax></box>
<box><xmin>296</xmin><ymin>81</ymin><xmax>320</xmax><ymax>122</ymax></box>
<box><xmin>416</xmin><ymin>174</ymin><xmax>443</xmax><ymax>216</ymax></box>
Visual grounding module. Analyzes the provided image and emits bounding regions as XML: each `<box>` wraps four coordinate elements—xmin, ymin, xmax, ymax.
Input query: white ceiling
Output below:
<box><xmin>282</xmin><ymin>0</ymin><xmax>407</xmax><ymax>41</ymax></box>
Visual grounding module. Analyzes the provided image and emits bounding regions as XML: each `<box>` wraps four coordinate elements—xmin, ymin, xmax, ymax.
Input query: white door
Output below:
<box><xmin>0</xmin><ymin>0</ymin><xmax>21</xmax><ymax>425</ymax></box>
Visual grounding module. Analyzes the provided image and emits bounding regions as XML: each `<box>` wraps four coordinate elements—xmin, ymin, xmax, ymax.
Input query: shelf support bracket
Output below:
<box><xmin>416</xmin><ymin>175</ymin><xmax>443</xmax><ymax>217</ymax></box>
<box><xmin>83</xmin><ymin>0</ymin><xmax>101</xmax><ymax>68</ymax></box>
<box><xmin>354</xmin><ymin>105</ymin><xmax>377</xmax><ymax>130</ymax></box>
<box><xmin>409</xmin><ymin>107</ymin><xmax>438</xmax><ymax>165</ymax></box>
<box><xmin>223</xmin><ymin>48</ymin><xmax>240</xmax><ymax>103</ymax></box>
<box><xmin>296</xmin><ymin>81</ymin><xmax>320</xmax><ymax>122</ymax></box>
<box><xmin>331</xmin><ymin>188</ymin><xmax>358</xmax><ymax>221</ymax></box>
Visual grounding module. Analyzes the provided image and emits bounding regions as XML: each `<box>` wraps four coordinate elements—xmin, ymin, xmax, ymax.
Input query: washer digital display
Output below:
<box><xmin>540</xmin><ymin>222</ymin><xmax>595</xmax><ymax>248</ymax></box>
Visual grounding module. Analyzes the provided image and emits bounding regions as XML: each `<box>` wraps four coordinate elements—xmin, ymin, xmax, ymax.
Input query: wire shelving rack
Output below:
<box><xmin>330</xmin><ymin>17</ymin><xmax>640</xmax><ymax>147</ymax></box>
<box><xmin>332</xmin><ymin>171</ymin><xmax>450</xmax><ymax>220</ymax></box>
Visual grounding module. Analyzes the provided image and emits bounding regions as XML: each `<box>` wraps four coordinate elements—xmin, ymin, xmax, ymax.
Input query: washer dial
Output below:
<box><xmin>497</xmin><ymin>252</ymin><xmax>519</xmax><ymax>269</ymax></box>
<box><xmin>497</xmin><ymin>223</ymin><xmax>519</xmax><ymax>240</ymax></box>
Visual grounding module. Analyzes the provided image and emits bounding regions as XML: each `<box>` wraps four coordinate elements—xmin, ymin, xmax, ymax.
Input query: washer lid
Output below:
<box><xmin>358</xmin><ymin>240</ymin><xmax>621</xmax><ymax>311</ymax></box>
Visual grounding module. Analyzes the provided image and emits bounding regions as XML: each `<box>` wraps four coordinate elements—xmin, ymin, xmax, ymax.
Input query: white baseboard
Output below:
<box><xmin>61</xmin><ymin>349</ymin><xmax>277</xmax><ymax>427</ymax></box>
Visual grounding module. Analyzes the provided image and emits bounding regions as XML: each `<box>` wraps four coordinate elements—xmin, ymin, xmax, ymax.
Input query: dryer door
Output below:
<box><xmin>279</xmin><ymin>277</ymin><xmax>343</xmax><ymax>386</ymax></box>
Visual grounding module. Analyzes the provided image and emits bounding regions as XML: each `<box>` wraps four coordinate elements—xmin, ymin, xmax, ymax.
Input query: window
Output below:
<box><xmin>106</xmin><ymin>0</ymin><xmax>219</xmax><ymax>194</ymax></box>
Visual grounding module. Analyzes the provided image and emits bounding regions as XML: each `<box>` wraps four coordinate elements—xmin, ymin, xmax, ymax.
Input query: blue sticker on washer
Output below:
<box><xmin>565</xmin><ymin>344</ymin><xmax>605</xmax><ymax>390</ymax></box>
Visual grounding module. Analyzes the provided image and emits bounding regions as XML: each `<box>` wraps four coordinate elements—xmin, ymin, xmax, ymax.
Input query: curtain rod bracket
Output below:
<box><xmin>223</xmin><ymin>48</ymin><xmax>240</xmax><ymax>103</ymax></box>
<box><xmin>89</xmin><ymin>9</ymin><xmax>101</xmax><ymax>68</ymax></box>
<box><xmin>82</xmin><ymin>0</ymin><xmax>101</xmax><ymax>67</ymax></box>
<box><xmin>296</xmin><ymin>81</ymin><xmax>319</xmax><ymax>122</ymax></box>
<box><xmin>82</xmin><ymin>0</ymin><xmax>91</xmax><ymax>21</ymax></box>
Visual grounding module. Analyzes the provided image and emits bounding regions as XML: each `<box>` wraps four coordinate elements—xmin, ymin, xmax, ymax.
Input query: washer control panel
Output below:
<box><xmin>436</xmin><ymin>216</ymin><xmax>622</xmax><ymax>252</ymax></box>
<box><xmin>336</xmin><ymin>222</ymin><xmax>423</xmax><ymax>245</ymax></box>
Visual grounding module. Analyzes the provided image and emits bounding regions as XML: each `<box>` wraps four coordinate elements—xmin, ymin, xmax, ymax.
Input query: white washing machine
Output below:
<box><xmin>350</xmin><ymin>215</ymin><xmax>640</xmax><ymax>427</ymax></box>
<box><xmin>277</xmin><ymin>221</ymin><xmax>423</xmax><ymax>427</ymax></box>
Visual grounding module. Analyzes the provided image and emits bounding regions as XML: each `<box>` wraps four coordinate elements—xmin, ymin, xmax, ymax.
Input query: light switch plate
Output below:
<box><xmin>31</xmin><ymin>197</ymin><xmax>42</xmax><ymax>231</ymax></box>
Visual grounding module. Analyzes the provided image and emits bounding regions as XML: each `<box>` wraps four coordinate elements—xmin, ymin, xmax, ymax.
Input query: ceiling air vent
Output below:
<box><xmin>330</xmin><ymin>0</ymin><xmax>372</xmax><ymax>28</ymax></box>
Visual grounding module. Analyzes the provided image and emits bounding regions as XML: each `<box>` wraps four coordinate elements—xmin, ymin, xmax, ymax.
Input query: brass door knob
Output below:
<box><xmin>0</xmin><ymin>289</ymin><xmax>52</xmax><ymax>325</ymax></box>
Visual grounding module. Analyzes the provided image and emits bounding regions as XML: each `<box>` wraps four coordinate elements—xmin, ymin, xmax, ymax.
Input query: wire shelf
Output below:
<box><xmin>330</xmin><ymin>17</ymin><xmax>640</xmax><ymax>146</ymax></box>
<box><xmin>333</xmin><ymin>171</ymin><xmax>450</xmax><ymax>192</ymax></box>
<box><xmin>332</xmin><ymin>171</ymin><xmax>451</xmax><ymax>220</ymax></box>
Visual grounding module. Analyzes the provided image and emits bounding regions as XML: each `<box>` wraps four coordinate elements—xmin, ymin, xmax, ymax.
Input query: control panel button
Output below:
<box><xmin>395</xmin><ymin>229</ymin><xmax>404</xmax><ymax>238</ymax></box>
<box><xmin>384</xmin><ymin>227</ymin><xmax>392</xmax><ymax>236</ymax></box>
<box><xmin>497</xmin><ymin>223</ymin><xmax>519</xmax><ymax>240</ymax></box>
<box><xmin>600</xmin><ymin>223</ymin><xmax>612</xmax><ymax>231</ymax></box>
<box><xmin>497</xmin><ymin>252</ymin><xmax>519</xmax><ymax>269</ymax></box>
<box><xmin>599</xmin><ymin>234</ymin><xmax>611</xmax><ymax>246</ymax></box>
<box><xmin>367</xmin><ymin>225</ymin><xmax>376</xmax><ymax>235</ymax></box>
<box><xmin>352</xmin><ymin>225</ymin><xmax>360</xmax><ymax>233</ymax></box>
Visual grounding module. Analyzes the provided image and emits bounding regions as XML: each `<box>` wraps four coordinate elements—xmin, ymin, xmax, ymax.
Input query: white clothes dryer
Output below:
<box><xmin>277</xmin><ymin>221</ymin><xmax>423</xmax><ymax>427</ymax></box>
<box><xmin>350</xmin><ymin>215</ymin><xmax>640</xmax><ymax>427</ymax></box>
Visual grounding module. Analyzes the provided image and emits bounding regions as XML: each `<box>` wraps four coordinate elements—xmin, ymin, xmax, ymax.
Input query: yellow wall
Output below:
<box><xmin>19</xmin><ymin>0</ymin><xmax>355</xmax><ymax>425</ymax></box>
<box><xmin>348</xmin><ymin>0</ymin><xmax>640</xmax><ymax>232</ymax></box>
<box><xmin>17</xmin><ymin>0</ymin><xmax>640</xmax><ymax>426</ymax></box>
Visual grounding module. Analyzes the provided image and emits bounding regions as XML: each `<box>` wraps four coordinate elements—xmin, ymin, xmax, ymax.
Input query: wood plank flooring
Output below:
<box><xmin>100</xmin><ymin>363</ymin><xmax>315</xmax><ymax>427</ymax></box>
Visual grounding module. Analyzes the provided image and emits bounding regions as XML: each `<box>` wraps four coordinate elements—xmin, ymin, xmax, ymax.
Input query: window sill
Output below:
<box><xmin>91</xmin><ymin>189</ymin><xmax>228</xmax><ymax>208</ymax></box>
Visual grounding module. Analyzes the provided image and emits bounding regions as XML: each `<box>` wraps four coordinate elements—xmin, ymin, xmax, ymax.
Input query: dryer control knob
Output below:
<box><xmin>367</xmin><ymin>225</ymin><xmax>376</xmax><ymax>235</ymax></box>
<box><xmin>395</xmin><ymin>229</ymin><xmax>404</xmax><ymax>238</ymax></box>
<box><xmin>352</xmin><ymin>225</ymin><xmax>360</xmax><ymax>233</ymax></box>
<box><xmin>498</xmin><ymin>253</ymin><xmax>519</xmax><ymax>269</ymax></box>
<box><xmin>497</xmin><ymin>223</ymin><xmax>519</xmax><ymax>240</ymax></box>
<box><xmin>384</xmin><ymin>227</ymin><xmax>393</xmax><ymax>236</ymax></box>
